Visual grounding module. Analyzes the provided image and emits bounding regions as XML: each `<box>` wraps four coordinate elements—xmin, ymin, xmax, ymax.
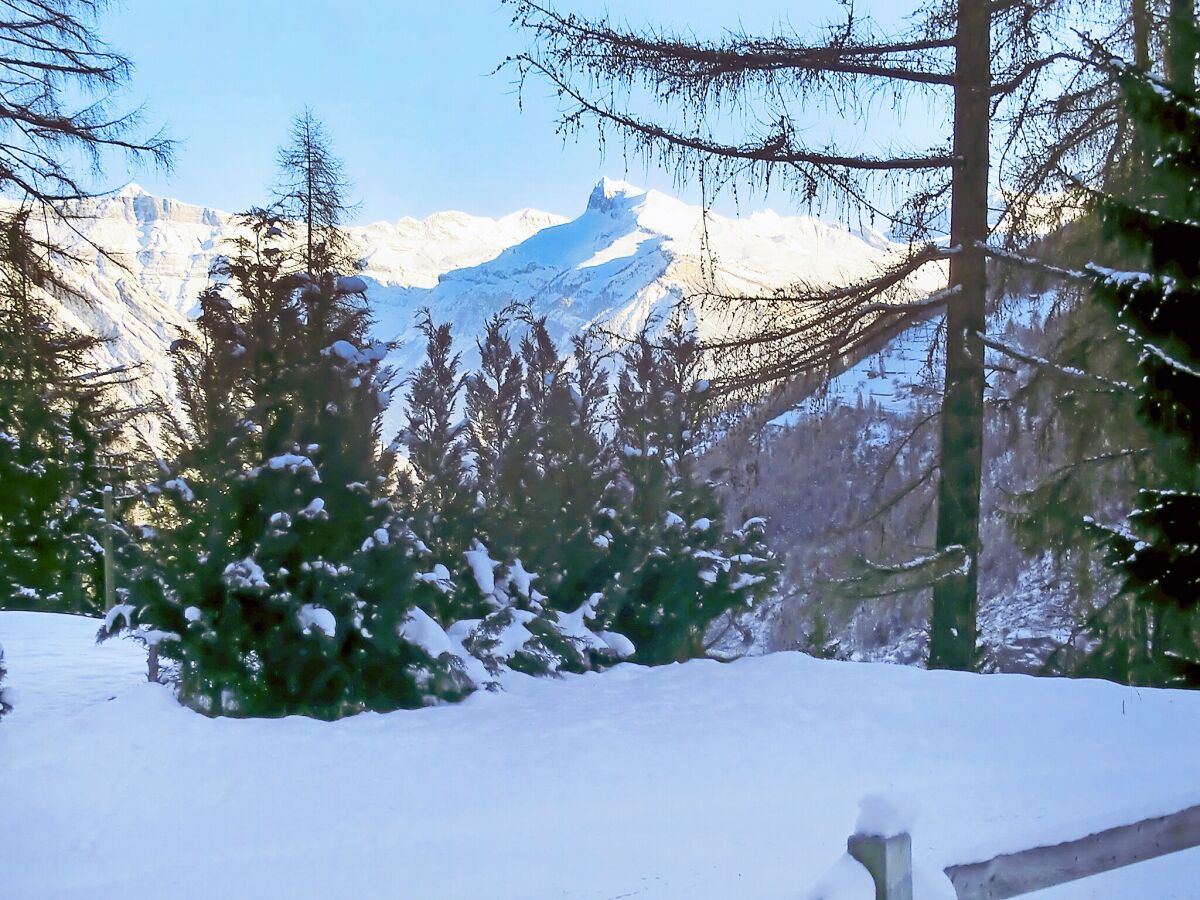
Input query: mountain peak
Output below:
<box><xmin>587</xmin><ymin>177</ymin><xmax>647</xmax><ymax>212</ymax></box>
<box><xmin>113</xmin><ymin>182</ymin><xmax>150</xmax><ymax>199</ymax></box>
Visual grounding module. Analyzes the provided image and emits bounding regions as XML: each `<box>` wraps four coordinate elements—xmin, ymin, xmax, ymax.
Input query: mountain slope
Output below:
<box><xmin>31</xmin><ymin>186</ymin><xmax>564</xmax><ymax>439</ymax></box>
<box><xmin>34</xmin><ymin>178</ymin><xmax>939</xmax><ymax>440</ymax></box>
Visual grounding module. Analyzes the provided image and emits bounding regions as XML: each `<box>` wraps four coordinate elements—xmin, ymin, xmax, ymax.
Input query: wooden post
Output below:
<box><xmin>102</xmin><ymin>485</ymin><xmax>115</xmax><ymax>612</ymax></box>
<box><xmin>848</xmin><ymin>832</ymin><xmax>913</xmax><ymax>900</ymax></box>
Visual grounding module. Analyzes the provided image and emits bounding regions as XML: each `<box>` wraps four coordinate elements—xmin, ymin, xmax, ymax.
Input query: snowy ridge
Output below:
<box><xmin>24</xmin><ymin>178</ymin><xmax>941</xmax><ymax>439</ymax></box>
<box><xmin>373</xmin><ymin>176</ymin><xmax>935</xmax><ymax>374</ymax></box>
<box><xmin>15</xmin><ymin>187</ymin><xmax>563</xmax><ymax>440</ymax></box>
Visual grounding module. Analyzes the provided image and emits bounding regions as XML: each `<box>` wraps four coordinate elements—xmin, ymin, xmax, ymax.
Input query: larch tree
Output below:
<box><xmin>505</xmin><ymin>0</ymin><xmax>1138</xmax><ymax>671</ymax></box>
<box><xmin>0</xmin><ymin>0</ymin><xmax>171</xmax><ymax>205</ymax></box>
<box><xmin>273</xmin><ymin>108</ymin><xmax>358</xmax><ymax>277</ymax></box>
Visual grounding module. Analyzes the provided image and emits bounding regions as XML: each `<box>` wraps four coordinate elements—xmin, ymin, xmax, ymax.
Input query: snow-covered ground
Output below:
<box><xmin>2</xmin><ymin>611</ymin><xmax>1198</xmax><ymax>899</ymax></box>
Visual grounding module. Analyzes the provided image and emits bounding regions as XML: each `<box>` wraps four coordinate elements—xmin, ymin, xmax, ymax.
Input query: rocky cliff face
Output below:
<box><xmin>33</xmin><ymin>178</ymin><xmax>932</xmax><ymax>439</ymax></box>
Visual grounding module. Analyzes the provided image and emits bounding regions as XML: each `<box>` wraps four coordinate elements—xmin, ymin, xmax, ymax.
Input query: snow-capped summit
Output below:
<box><xmin>368</xmin><ymin>178</ymin><xmax>943</xmax><ymax>425</ymax></box>
<box><xmin>586</xmin><ymin>176</ymin><xmax>647</xmax><ymax>212</ymax></box>
<box><xmin>23</xmin><ymin>177</ymin><xmax>943</xmax><ymax>440</ymax></box>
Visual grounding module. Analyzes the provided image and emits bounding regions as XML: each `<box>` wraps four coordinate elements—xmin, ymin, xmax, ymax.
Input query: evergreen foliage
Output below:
<box><xmin>123</xmin><ymin>210</ymin><xmax>475</xmax><ymax>717</ymax></box>
<box><xmin>402</xmin><ymin>314</ymin><xmax>626</xmax><ymax>675</ymax></box>
<box><xmin>1086</xmin><ymin>51</ymin><xmax>1200</xmax><ymax>686</ymax></box>
<box><xmin>602</xmin><ymin>324</ymin><xmax>779</xmax><ymax>664</ymax></box>
<box><xmin>0</xmin><ymin>209</ymin><xmax>145</xmax><ymax>613</ymax></box>
<box><xmin>113</xmin><ymin>113</ymin><xmax>489</xmax><ymax>717</ymax></box>
<box><xmin>466</xmin><ymin>313</ymin><xmax>617</xmax><ymax>612</ymax></box>
<box><xmin>399</xmin><ymin>312</ymin><xmax>478</xmax><ymax>622</ymax></box>
<box><xmin>399</xmin><ymin>313</ymin><xmax>779</xmax><ymax>675</ymax></box>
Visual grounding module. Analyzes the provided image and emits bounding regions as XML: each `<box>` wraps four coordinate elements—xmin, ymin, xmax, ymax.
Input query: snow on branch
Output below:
<box><xmin>978</xmin><ymin>331</ymin><xmax>1133</xmax><ymax>392</ymax></box>
<box><xmin>1119</xmin><ymin>325</ymin><xmax>1200</xmax><ymax>380</ymax></box>
<box><xmin>834</xmin><ymin>545</ymin><xmax>973</xmax><ymax>599</ymax></box>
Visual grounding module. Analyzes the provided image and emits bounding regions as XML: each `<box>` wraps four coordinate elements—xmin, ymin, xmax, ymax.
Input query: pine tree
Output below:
<box><xmin>454</xmin><ymin>317</ymin><xmax>627</xmax><ymax>674</ymax></box>
<box><xmin>466</xmin><ymin>315</ymin><xmax>617</xmax><ymax>612</ymax></box>
<box><xmin>603</xmin><ymin>324</ymin><xmax>779</xmax><ymax>664</ymax></box>
<box><xmin>1087</xmin><ymin>29</ymin><xmax>1200</xmax><ymax>686</ymax></box>
<box><xmin>120</xmin><ymin>123</ymin><xmax>481</xmax><ymax>715</ymax></box>
<box><xmin>531</xmin><ymin>329</ymin><xmax>620</xmax><ymax>612</ymax></box>
<box><xmin>464</xmin><ymin>311</ymin><xmax>525</xmax><ymax>555</ymax></box>
<box><xmin>125</xmin><ymin>211</ymin><xmax>477</xmax><ymax>716</ymax></box>
<box><xmin>399</xmin><ymin>313</ymin><xmax>478</xmax><ymax>623</ymax></box>
<box><xmin>0</xmin><ymin>209</ymin><xmax>146</xmax><ymax>614</ymax></box>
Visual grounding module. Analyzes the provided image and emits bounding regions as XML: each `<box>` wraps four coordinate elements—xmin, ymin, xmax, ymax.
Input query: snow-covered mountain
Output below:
<box><xmin>39</xmin><ymin>177</ymin><xmax>939</xmax><ymax>438</ymax></box>
<box><xmin>368</xmin><ymin>178</ymin><xmax>931</xmax><ymax>387</ymax></box>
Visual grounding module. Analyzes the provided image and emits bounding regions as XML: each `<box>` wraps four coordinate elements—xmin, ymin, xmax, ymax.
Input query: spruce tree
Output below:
<box><xmin>513</xmin><ymin>321</ymin><xmax>618</xmax><ymax>613</ymax></box>
<box><xmin>464</xmin><ymin>312</ymin><xmax>525</xmax><ymax>555</ymax></box>
<box><xmin>404</xmin><ymin>313</ymin><xmax>629</xmax><ymax>675</ymax></box>
<box><xmin>119</xmin><ymin>118</ymin><xmax>481</xmax><ymax>714</ymax></box>
<box><xmin>399</xmin><ymin>313</ymin><xmax>478</xmax><ymax>623</ymax></box>
<box><xmin>464</xmin><ymin>314</ymin><xmax>616</xmax><ymax>611</ymax></box>
<box><xmin>603</xmin><ymin>324</ymin><xmax>779</xmax><ymax>664</ymax></box>
<box><xmin>1087</xmin><ymin>35</ymin><xmax>1200</xmax><ymax>686</ymax></box>
<box><xmin>0</xmin><ymin>209</ymin><xmax>145</xmax><ymax>614</ymax></box>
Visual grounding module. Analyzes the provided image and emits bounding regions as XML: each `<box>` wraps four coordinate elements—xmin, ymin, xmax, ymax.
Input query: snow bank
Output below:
<box><xmin>1</xmin><ymin>611</ymin><xmax>1198</xmax><ymax>899</ymax></box>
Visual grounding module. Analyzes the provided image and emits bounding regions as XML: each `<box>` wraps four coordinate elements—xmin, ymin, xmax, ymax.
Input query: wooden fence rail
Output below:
<box><xmin>846</xmin><ymin>803</ymin><xmax>1200</xmax><ymax>900</ymax></box>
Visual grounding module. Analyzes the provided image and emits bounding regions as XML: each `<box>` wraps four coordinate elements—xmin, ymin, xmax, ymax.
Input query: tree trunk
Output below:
<box><xmin>1131</xmin><ymin>0</ymin><xmax>1151</xmax><ymax>71</ymax></box>
<box><xmin>1167</xmin><ymin>0</ymin><xmax>1197</xmax><ymax>95</ymax></box>
<box><xmin>929</xmin><ymin>0</ymin><xmax>990</xmax><ymax>671</ymax></box>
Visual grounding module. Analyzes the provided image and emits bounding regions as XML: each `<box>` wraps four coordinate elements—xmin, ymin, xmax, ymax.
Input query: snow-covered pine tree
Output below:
<box><xmin>404</xmin><ymin>313</ymin><xmax>622</xmax><ymax>675</ymax></box>
<box><xmin>602</xmin><ymin>323</ymin><xmax>779</xmax><ymax>664</ymax></box>
<box><xmin>0</xmin><ymin>209</ymin><xmax>146</xmax><ymax>613</ymax></box>
<box><xmin>464</xmin><ymin>311</ymin><xmax>525</xmax><ymax>554</ymax></box>
<box><xmin>1087</xmin><ymin>38</ymin><xmax>1200</xmax><ymax>687</ymax></box>
<box><xmin>398</xmin><ymin>313</ymin><xmax>479</xmax><ymax>624</ymax></box>
<box><xmin>511</xmin><ymin>319</ymin><xmax>618</xmax><ymax>613</ymax></box>
<box><xmin>115</xmin><ymin>210</ymin><xmax>290</xmax><ymax>704</ymax></box>
<box><xmin>124</xmin><ymin>205</ymin><xmax>474</xmax><ymax>715</ymax></box>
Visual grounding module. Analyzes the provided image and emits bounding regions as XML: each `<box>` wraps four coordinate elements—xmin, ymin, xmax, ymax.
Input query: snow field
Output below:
<box><xmin>2</xmin><ymin>611</ymin><xmax>1198</xmax><ymax>899</ymax></box>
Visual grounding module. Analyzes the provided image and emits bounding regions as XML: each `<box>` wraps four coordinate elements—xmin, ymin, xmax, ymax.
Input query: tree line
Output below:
<box><xmin>0</xmin><ymin>93</ymin><xmax>778</xmax><ymax>716</ymax></box>
<box><xmin>0</xmin><ymin>0</ymin><xmax>1196</xmax><ymax>716</ymax></box>
<box><xmin>503</xmin><ymin>0</ymin><xmax>1198</xmax><ymax>684</ymax></box>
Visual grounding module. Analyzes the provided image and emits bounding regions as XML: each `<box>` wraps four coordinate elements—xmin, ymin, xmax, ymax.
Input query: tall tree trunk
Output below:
<box><xmin>306</xmin><ymin>132</ymin><xmax>315</xmax><ymax>276</ymax></box>
<box><xmin>1167</xmin><ymin>0</ymin><xmax>1197</xmax><ymax>94</ymax></box>
<box><xmin>1131</xmin><ymin>0</ymin><xmax>1151</xmax><ymax>70</ymax></box>
<box><xmin>929</xmin><ymin>0</ymin><xmax>990</xmax><ymax>671</ymax></box>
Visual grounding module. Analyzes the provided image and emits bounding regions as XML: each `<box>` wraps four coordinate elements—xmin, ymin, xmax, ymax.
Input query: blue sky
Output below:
<box><xmin>107</xmin><ymin>0</ymin><xmax>935</xmax><ymax>223</ymax></box>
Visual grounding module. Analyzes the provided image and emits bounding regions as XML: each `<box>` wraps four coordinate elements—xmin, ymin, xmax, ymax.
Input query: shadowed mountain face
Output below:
<box><xmin>32</xmin><ymin>178</ymin><xmax>936</xmax><ymax>440</ymax></box>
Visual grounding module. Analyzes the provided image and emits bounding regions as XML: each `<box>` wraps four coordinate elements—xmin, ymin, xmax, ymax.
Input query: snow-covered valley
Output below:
<box><xmin>2</xmin><ymin>611</ymin><xmax>1198</xmax><ymax>899</ymax></box>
